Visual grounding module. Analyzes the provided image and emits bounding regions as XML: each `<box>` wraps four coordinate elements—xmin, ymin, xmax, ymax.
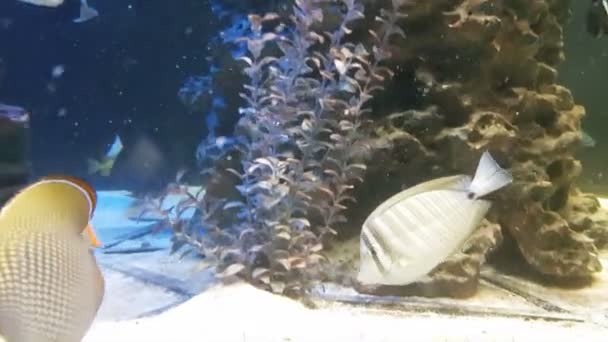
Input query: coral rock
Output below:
<box><xmin>350</xmin><ymin>0</ymin><xmax>607</xmax><ymax>296</ymax></box>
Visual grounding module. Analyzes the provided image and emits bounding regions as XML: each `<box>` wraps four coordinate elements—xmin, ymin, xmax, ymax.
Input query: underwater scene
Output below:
<box><xmin>1</xmin><ymin>0</ymin><xmax>608</xmax><ymax>341</ymax></box>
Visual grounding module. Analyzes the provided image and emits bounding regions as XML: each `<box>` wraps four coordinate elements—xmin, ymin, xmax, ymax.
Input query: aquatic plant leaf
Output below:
<box><xmin>253</xmin><ymin>157</ymin><xmax>277</xmax><ymax>169</ymax></box>
<box><xmin>262</xmin><ymin>12</ymin><xmax>280</xmax><ymax>21</ymax></box>
<box><xmin>225</xmin><ymin>168</ymin><xmax>243</xmax><ymax>179</ymax></box>
<box><xmin>217</xmin><ymin>263</ymin><xmax>246</xmax><ymax>278</ymax></box>
<box><xmin>224</xmin><ymin>201</ymin><xmax>246</xmax><ymax>210</ymax></box>
<box><xmin>346</xmin><ymin>163</ymin><xmax>367</xmax><ymax>172</ymax></box>
<box><xmin>295</xmin><ymin>191</ymin><xmax>313</xmax><ymax>202</ymax></box>
<box><xmin>239</xmin><ymin>228</ymin><xmax>257</xmax><ymax>240</ymax></box>
<box><xmin>334</xmin><ymin>59</ymin><xmax>347</xmax><ymax>75</ymax></box>
<box><xmin>308</xmin><ymin>253</ymin><xmax>328</xmax><ymax>263</ymax></box>
<box><xmin>301</xmin><ymin>119</ymin><xmax>314</xmax><ymax>131</ymax></box>
<box><xmin>334</xmin><ymin>203</ymin><xmax>348</xmax><ymax>210</ymax></box>
<box><xmin>289</xmin><ymin>218</ymin><xmax>311</xmax><ymax>230</ymax></box>
<box><xmin>354</xmin><ymin>69</ymin><xmax>368</xmax><ymax>81</ymax></box>
<box><xmin>317</xmin><ymin>187</ymin><xmax>336</xmax><ymax>200</ymax></box>
<box><xmin>248</xmin><ymin>181</ymin><xmax>274</xmax><ymax>193</ymax></box>
<box><xmin>250</xmin><ymin>244</ymin><xmax>267</xmax><ymax>253</ymax></box>
<box><xmin>329</xmin><ymin>133</ymin><xmax>344</xmax><ymax>142</ymax></box>
<box><xmin>219</xmin><ymin>247</ymin><xmax>242</xmax><ymax>258</ymax></box>
<box><xmin>338</xmin><ymin>194</ymin><xmax>357</xmax><ymax>204</ymax></box>
<box><xmin>339</xmin><ymin>80</ymin><xmax>357</xmax><ymax>93</ymax></box>
<box><xmin>276</xmin><ymin>231</ymin><xmax>291</xmax><ymax>240</ymax></box>
<box><xmin>323</xmin><ymin>169</ymin><xmax>341</xmax><ymax>178</ymax></box>
<box><xmin>310</xmin><ymin>243</ymin><xmax>323</xmax><ymax>253</ymax></box>
<box><xmin>247</xmin><ymin>39</ymin><xmax>266</xmax><ymax>59</ymax></box>
<box><xmin>338</xmin><ymin>120</ymin><xmax>355</xmax><ymax>131</ymax></box>
<box><xmin>237</xmin><ymin>56</ymin><xmax>253</xmax><ymax>66</ymax></box>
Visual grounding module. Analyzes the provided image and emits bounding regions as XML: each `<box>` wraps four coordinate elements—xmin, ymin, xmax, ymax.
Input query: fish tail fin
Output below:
<box><xmin>87</xmin><ymin>158</ymin><xmax>100</xmax><ymax>175</ymax></box>
<box><xmin>468</xmin><ymin>151</ymin><xmax>513</xmax><ymax>199</ymax></box>
<box><xmin>99</xmin><ymin>166</ymin><xmax>112</xmax><ymax>177</ymax></box>
<box><xmin>74</xmin><ymin>0</ymin><xmax>99</xmax><ymax>23</ymax></box>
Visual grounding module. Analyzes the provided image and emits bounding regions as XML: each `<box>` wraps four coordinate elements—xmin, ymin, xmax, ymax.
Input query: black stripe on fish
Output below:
<box><xmin>361</xmin><ymin>227</ymin><xmax>389</xmax><ymax>276</ymax></box>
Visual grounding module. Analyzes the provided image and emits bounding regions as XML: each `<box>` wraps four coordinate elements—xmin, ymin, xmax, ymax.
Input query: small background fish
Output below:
<box><xmin>88</xmin><ymin>134</ymin><xmax>123</xmax><ymax>176</ymax></box>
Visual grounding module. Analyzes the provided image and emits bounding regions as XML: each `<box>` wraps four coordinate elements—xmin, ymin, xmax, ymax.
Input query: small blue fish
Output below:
<box><xmin>87</xmin><ymin>134</ymin><xmax>123</xmax><ymax>176</ymax></box>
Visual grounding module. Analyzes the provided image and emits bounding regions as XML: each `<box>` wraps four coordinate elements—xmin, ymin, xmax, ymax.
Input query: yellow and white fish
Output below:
<box><xmin>357</xmin><ymin>151</ymin><xmax>513</xmax><ymax>286</ymax></box>
<box><xmin>88</xmin><ymin>133</ymin><xmax>123</xmax><ymax>176</ymax></box>
<box><xmin>0</xmin><ymin>175</ymin><xmax>104</xmax><ymax>342</ymax></box>
<box><xmin>16</xmin><ymin>0</ymin><xmax>98</xmax><ymax>23</ymax></box>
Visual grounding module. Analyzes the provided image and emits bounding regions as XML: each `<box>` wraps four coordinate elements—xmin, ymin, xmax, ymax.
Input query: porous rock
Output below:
<box><xmin>348</xmin><ymin>0</ymin><xmax>608</xmax><ymax>296</ymax></box>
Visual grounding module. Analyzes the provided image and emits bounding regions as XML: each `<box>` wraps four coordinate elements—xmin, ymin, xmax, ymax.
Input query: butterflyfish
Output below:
<box><xmin>0</xmin><ymin>175</ymin><xmax>104</xmax><ymax>342</ymax></box>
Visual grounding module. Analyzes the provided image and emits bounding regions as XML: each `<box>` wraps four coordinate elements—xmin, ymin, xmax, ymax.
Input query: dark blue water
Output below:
<box><xmin>0</xmin><ymin>0</ymin><xmax>217</xmax><ymax>192</ymax></box>
<box><xmin>2</xmin><ymin>0</ymin><xmax>607</xmax><ymax>196</ymax></box>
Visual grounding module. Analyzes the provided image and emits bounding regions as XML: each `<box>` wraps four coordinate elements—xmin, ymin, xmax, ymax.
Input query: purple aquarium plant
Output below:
<box><xmin>153</xmin><ymin>0</ymin><xmax>408</xmax><ymax>296</ymax></box>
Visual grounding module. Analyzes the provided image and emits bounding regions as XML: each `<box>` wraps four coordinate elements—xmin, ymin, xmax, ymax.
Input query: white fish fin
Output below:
<box><xmin>468</xmin><ymin>151</ymin><xmax>512</xmax><ymax>199</ymax></box>
<box><xmin>73</xmin><ymin>0</ymin><xmax>98</xmax><ymax>23</ymax></box>
<box><xmin>367</xmin><ymin>175</ymin><xmax>470</xmax><ymax>221</ymax></box>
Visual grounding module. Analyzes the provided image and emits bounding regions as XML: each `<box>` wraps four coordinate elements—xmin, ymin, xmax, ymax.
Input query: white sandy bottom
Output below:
<box><xmin>84</xmin><ymin>281</ymin><xmax>606</xmax><ymax>342</ymax></box>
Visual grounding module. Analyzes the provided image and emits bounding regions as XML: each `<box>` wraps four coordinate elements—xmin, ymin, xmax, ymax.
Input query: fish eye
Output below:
<box><xmin>467</xmin><ymin>192</ymin><xmax>475</xmax><ymax>199</ymax></box>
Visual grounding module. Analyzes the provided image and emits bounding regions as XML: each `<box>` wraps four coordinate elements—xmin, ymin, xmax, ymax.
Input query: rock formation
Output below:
<box><xmin>349</xmin><ymin>0</ymin><xmax>608</xmax><ymax>296</ymax></box>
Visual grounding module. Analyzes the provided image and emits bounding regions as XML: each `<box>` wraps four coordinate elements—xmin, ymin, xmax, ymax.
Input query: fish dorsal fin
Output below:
<box><xmin>73</xmin><ymin>1</ymin><xmax>99</xmax><ymax>23</ymax></box>
<box><xmin>468</xmin><ymin>151</ymin><xmax>513</xmax><ymax>199</ymax></box>
<box><xmin>367</xmin><ymin>175</ymin><xmax>471</xmax><ymax>221</ymax></box>
<box><xmin>40</xmin><ymin>175</ymin><xmax>98</xmax><ymax>219</ymax></box>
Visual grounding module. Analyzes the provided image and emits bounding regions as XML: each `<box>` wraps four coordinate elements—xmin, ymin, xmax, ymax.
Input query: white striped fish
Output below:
<box><xmin>357</xmin><ymin>151</ymin><xmax>513</xmax><ymax>286</ymax></box>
